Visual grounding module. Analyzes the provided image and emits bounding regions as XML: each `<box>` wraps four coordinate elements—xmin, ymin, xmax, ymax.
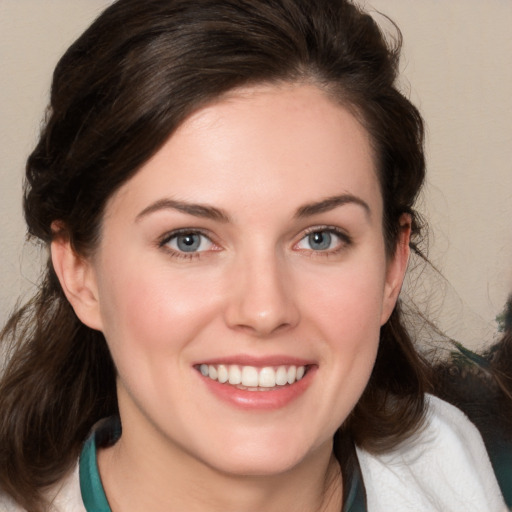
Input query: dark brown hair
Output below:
<box><xmin>0</xmin><ymin>0</ymin><xmax>430</xmax><ymax>509</ymax></box>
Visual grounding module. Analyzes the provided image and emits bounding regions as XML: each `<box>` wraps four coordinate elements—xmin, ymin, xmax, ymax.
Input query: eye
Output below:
<box><xmin>161</xmin><ymin>230</ymin><xmax>214</xmax><ymax>254</ymax></box>
<box><xmin>295</xmin><ymin>228</ymin><xmax>349</xmax><ymax>253</ymax></box>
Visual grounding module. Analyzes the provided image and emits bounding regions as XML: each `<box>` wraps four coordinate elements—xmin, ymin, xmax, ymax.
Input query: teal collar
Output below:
<box><xmin>79</xmin><ymin>417</ymin><xmax>120</xmax><ymax>512</ymax></box>
<box><xmin>343</xmin><ymin>461</ymin><xmax>367</xmax><ymax>512</ymax></box>
<box><xmin>79</xmin><ymin>418</ymin><xmax>366</xmax><ymax>512</ymax></box>
<box><xmin>79</xmin><ymin>432</ymin><xmax>111</xmax><ymax>512</ymax></box>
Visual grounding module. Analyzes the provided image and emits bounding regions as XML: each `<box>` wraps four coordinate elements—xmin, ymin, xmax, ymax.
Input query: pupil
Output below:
<box><xmin>177</xmin><ymin>233</ymin><xmax>200</xmax><ymax>252</ymax></box>
<box><xmin>309</xmin><ymin>231</ymin><xmax>331</xmax><ymax>250</ymax></box>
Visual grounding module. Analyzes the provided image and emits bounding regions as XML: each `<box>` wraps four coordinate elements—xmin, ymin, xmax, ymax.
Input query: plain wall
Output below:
<box><xmin>1</xmin><ymin>1</ymin><xmax>511</xmax><ymax>350</ymax></box>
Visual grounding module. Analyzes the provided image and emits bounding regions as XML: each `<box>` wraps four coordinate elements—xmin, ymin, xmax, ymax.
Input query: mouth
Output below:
<box><xmin>194</xmin><ymin>356</ymin><xmax>316</xmax><ymax>409</ymax></box>
<box><xmin>195</xmin><ymin>363</ymin><xmax>309</xmax><ymax>391</ymax></box>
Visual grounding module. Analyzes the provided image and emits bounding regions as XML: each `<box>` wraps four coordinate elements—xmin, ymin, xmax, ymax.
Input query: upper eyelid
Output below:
<box><xmin>299</xmin><ymin>225</ymin><xmax>351</xmax><ymax>239</ymax></box>
<box><xmin>158</xmin><ymin>228</ymin><xmax>216</xmax><ymax>246</ymax></box>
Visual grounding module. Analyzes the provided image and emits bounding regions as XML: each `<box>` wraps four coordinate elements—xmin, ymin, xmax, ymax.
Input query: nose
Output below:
<box><xmin>223</xmin><ymin>251</ymin><xmax>300</xmax><ymax>337</ymax></box>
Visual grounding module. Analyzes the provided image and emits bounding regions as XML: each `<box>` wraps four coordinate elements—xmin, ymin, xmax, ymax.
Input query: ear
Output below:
<box><xmin>51</xmin><ymin>228</ymin><xmax>103</xmax><ymax>331</ymax></box>
<box><xmin>380</xmin><ymin>214</ymin><xmax>411</xmax><ymax>325</ymax></box>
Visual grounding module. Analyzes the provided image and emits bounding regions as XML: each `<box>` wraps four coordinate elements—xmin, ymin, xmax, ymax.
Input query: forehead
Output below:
<box><xmin>106</xmin><ymin>83</ymin><xmax>381</xmax><ymax>222</ymax></box>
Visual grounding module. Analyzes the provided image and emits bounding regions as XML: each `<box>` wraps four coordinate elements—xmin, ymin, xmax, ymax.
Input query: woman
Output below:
<box><xmin>0</xmin><ymin>0</ymin><xmax>507</xmax><ymax>510</ymax></box>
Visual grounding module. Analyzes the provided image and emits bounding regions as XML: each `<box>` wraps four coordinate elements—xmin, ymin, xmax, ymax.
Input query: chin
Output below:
<box><xmin>204</xmin><ymin>450</ymin><xmax>308</xmax><ymax>478</ymax></box>
<box><xmin>192</xmin><ymin>429</ymin><xmax>331</xmax><ymax>478</ymax></box>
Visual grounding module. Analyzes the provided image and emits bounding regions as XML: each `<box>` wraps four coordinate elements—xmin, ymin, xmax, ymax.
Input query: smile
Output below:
<box><xmin>197</xmin><ymin>364</ymin><xmax>307</xmax><ymax>390</ymax></box>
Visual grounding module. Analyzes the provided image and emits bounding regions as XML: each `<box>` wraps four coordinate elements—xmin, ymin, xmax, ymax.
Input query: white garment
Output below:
<box><xmin>0</xmin><ymin>395</ymin><xmax>508</xmax><ymax>511</ymax></box>
<box><xmin>357</xmin><ymin>395</ymin><xmax>507</xmax><ymax>511</ymax></box>
<box><xmin>0</xmin><ymin>465</ymin><xmax>84</xmax><ymax>512</ymax></box>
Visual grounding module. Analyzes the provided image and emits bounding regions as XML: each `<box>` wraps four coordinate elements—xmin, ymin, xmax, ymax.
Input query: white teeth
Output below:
<box><xmin>199</xmin><ymin>364</ymin><xmax>307</xmax><ymax>388</ymax></box>
<box><xmin>275</xmin><ymin>366</ymin><xmax>288</xmax><ymax>386</ymax></box>
<box><xmin>217</xmin><ymin>364</ymin><xmax>229</xmax><ymax>383</ymax></box>
<box><xmin>287</xmin><ymin>366</ymin><xmax>296</xmax><ymax>384</ymax></box>
<box><xmin>241</xmin><ymin>366</ymin><xmax>259</xmax><ymax>387</ymax></box>
<box><xmin>258</xmin><ymin>367</ymin><xmax>276</xmax><ymax>387</ymax></box>
<box><xmin>228</xmin><ymin>365</ymin><xmax>242</xmax><ymax>385</ymax></box>
<box><xmin>208</xmin><ymin>365</ymin><xmax>218</xmax><ymax>380</ymax></box>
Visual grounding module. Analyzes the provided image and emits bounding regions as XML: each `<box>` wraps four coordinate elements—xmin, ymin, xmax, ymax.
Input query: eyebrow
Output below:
<box><xmin>135</xmin><ymin>199</ymin><xmax>230</xmax><ymax>223</ymax></box>
<box><xmin>135</xmin><ymin>193</ymin><xmax>370</xmax><ymax>224</ymax></box>
<box><xmin>294</xmin><ymin>194</ymin><xmax>371</xmax><ymax>219</ymax></box>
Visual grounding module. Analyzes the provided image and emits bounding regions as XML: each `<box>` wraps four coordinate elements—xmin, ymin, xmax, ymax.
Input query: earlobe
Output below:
<box><xmin>380</xmin><ymin>215</ymin><xmax>411</xmax><ymax>325</ymax></box>
<box><xmin>51</xmin><ymin>232</ymin><xmax>103</xmax><ymax>331</ymax></box>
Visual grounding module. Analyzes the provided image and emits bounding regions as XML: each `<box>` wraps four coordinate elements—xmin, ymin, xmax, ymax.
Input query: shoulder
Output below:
<box><xmin>0</xmin><ymin>463</ymin><xmax>85</xmax><ymax>512</ymax></box>
<box><xmin>356</xmin><ymin>394</ymin><xmax>508</xmax><ymax>512</ymax></box>
<box><xmin>0</xmin><ymin>493</ymin><xmax>23</xmax><ymax>512</ymax></box>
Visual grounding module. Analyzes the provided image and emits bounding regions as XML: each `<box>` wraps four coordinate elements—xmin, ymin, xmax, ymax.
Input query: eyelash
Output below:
<box><xmin>295</xmin><ymin>226</ymin><xmax>352</xmax><ymax>256</ymax></box>
<box><xmin>157</xmin><ymin>226</ymin><xmax>352</xmax><ymax>260</ymax></box>
<box><xmin>158</xmin><ymin>229</ymin><xmax>217</xmax><ymax>260</ymax></box>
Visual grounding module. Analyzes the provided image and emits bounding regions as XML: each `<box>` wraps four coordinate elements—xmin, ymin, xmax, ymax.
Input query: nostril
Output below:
<box><xmin>230</xmin><ymin>319</ymin><xmax>294</xmax><ymax>338</ymax></box>
<box><xmin>223</xmin><ymin>261</ymin><xmax>300</xmax><ymax>335</ymax></box>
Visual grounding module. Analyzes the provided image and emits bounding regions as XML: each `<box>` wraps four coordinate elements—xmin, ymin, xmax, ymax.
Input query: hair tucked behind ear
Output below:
<box><xmin>1</xmin><ymin>0</ymin><xmax>433</xmax><ymax>508</ymax></box>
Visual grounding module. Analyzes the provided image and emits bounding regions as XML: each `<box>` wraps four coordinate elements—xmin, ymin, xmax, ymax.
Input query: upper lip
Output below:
<box><xmin>193</xmin><ymin>355</ymin><xmax>315</xmax><ymax>367</ymax></box>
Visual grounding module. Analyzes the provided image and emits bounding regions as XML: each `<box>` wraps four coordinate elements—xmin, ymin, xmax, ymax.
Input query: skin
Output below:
<box><xmin>52</xmin><ymin>83</ymin><xmax>410</xmax><ymax>512</ymax></box>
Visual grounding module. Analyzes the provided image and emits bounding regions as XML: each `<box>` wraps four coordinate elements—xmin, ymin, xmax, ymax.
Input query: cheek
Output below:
<box><xmin>296</xmin><ymin>255</ymin><xmax>387</xmax><ymax>386</ymax></box>
<box><xmin>316</xmin><ymin>277</ymin><xmax>383</xmax><ymax>375</ymax></box>
<box><xmin>97</xmin><ymin>261</ymin><xmax>221</xmax><ymax>357</ymax></box>
<box><xmin>300</xmin><ymin>259</ymin><xmax>387</xmax><ymax>336</ymax></box>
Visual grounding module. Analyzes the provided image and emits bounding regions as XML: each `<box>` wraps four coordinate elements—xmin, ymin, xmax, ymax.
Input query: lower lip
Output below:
<box><xmin>197</xmin><ymin>367</ymin><xmax>316</xmax><ymax>410</ymax></box>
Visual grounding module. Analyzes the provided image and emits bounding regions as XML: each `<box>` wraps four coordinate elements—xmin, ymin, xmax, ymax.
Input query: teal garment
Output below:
<box><xmin>78</xmin><ymin>418</ymin><xmax>367</xmax><ymax>512</ymax></box>
<box><xmin>79</xmin><ymin>432</ymin><xmax>111</xmax><ymax>512</ymax></box>
<box><xmin>343</xmin><ymin>462</ymin><xmax>367</xmax><ymax>512</ymax></box>
<box><xmin>486</xmin><ymin>439</ymin><xmax>512</xmax><ymax>508</ymax></box>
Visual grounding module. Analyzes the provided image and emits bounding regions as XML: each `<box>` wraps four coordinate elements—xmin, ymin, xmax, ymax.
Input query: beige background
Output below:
<box><xmin>1</xmin><ymin>1</ymin><xmax>511</xmax><ymax>350</ymax></box>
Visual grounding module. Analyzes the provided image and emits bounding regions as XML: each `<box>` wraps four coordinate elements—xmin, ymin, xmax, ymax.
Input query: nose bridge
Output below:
<box><xmin>224</xmin><ymin>242</ymin><xmax>299</xmax><ymax>336</ymax></box>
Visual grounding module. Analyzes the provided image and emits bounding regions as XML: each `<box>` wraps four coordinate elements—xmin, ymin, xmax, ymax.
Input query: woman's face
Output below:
<box><xmin>72</xmin><ymin>84</ymin><xmax>408</xmax><ymax>476</ymax></box>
